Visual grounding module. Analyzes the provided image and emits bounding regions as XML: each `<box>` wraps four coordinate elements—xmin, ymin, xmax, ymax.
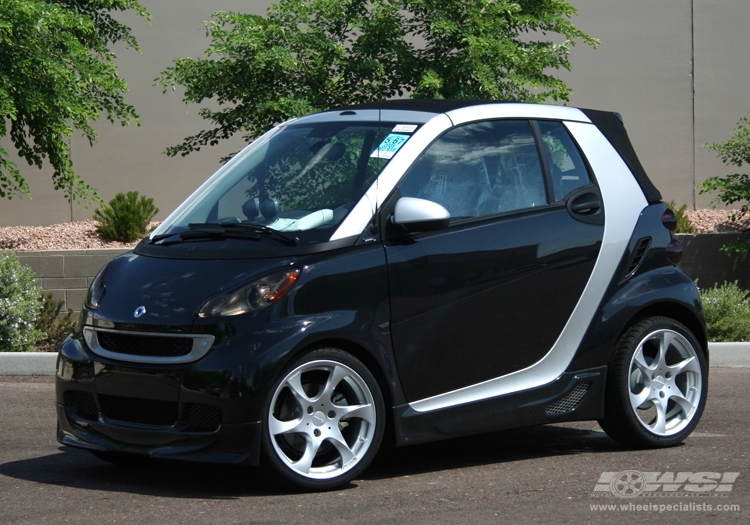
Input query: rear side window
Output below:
<box><xmin>399</xmin><ymin>120</ymin><xmax>548</xmax><ymax>221</ymax></box>
<box><xmin>537</xmin><ymin>121</ymin><xmax>592</xmax><ymax>201</ymax></box>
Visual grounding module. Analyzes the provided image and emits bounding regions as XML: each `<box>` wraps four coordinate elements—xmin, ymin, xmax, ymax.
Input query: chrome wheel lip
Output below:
<box><xmin>628</xmin><ymin>328</ymin><xmax>703</xmax><ymax>437</ymax></box>
<box><xmin>268</xmin><ymin>359</ymin><xmax>377</xmax><ymax>480</ymax></box>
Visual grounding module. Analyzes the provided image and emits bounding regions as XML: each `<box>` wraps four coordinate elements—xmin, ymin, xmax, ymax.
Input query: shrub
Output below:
<box><xmin>36</xmin><ymin>293</ymin><xmax>76</xmax><ymax>351</ymax></box>
<box><xmin>699</xmin><ymin>112</ymin><xmax>750</xmax><ymax>253</ymax></box>
<box><xmin>666</xmin><ymin>200</ymin><xmax>695</xmax><ymax>233</ymax></box>
<box><xmin>0</xmin><ymin>251</ymin><xmax>45</xmax><ymax>352</ymax></box>
<box><xmin>94</xmin><ymin>191</ymin><xmax>159</xmax><ymax>242</ymax></box>
<box><xmin>699</xmin><ymin>280</ymin><xmax>750</xmax><ymax>342</ymax></box>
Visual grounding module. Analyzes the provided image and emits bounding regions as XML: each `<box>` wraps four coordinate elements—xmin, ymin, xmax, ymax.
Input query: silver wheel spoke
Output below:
<box><xmin>632</xmin><ymin>347</ymin><xmax>653</xmax><ymax>374</ymax></box>
<box><xmin>269</xmin><ymin>415</ymin><xmax>305</xmax><ymax>437</ymax></box>
<box><xmin>656</xmin><ymin>331</ymin><xmax>674</xmax><ymax>368</ymax></box>
<box><xmin>321</xmin><ymin>364</ymin><xmax>350</xmax><ymax>402</ymax></box>
<box><xmin>293</xmin><ymin>436</ymin><xmax>322</xmax><ymax>475</ymax></box>
<box><xmin>651</xmin><ymin>398</ymin><xmax>668</xmax><ymax>434</ymax></box>
<box><xmin>669</xmin><ymin>355</ymin><xmax>700</xmax><ymax>376</ymax></box>
<box><xmin>286</xmin><ymin>373</ymin><xmax>312</xmax><ymax>404</ymax></box>
<box><xmin>328</xmin><ymin>432</ymin><xmax>357</xmax><ymax>467</ymax></box>
<box><xmin>336</xmin><ymin>403</ymin><xmax>376</xmax><ymax>425</ymax></box>
<box><xmin>669</xmin><ymin>392</ymin><xmax>697</xmax><ymax>420</ymax></box>
<box><xmin>629</xmin><ymin>386</ymin><xmax>651</xmax><ymax>409</ymax></box>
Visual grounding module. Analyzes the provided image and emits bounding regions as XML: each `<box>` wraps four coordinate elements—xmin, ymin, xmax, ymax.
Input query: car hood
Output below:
<box><xmin>90</xmin><ymin>251</ymin><xmax>300</xmax><ymax>328</ymax></box>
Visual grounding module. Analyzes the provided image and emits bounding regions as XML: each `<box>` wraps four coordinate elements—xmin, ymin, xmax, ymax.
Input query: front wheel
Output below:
<box><xmin>599</xmin><ymin>316</ymin><xmax>708</xmax><ymax>448</ymax></box>
<box><xmin>261</xmin><ymin>349</ymin><xmax>385</xmax><ymax>491</ymax></box>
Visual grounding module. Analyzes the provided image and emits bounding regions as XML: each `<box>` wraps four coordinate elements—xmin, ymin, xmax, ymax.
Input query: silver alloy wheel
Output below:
<box><xmin>268</xmin><ymin>359</ymin><xmax>378</xmax><ymax>480</ymax></box>
<box><xmin>628</xmin><ymin>328</ymin><xmax>703</xmax><ymax>436</ymax></box>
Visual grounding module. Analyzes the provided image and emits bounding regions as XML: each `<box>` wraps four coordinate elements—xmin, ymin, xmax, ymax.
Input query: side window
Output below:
<box><xmin>537</xmin><ymin>120</ymin><xmax>593</xmax><ymax>201</ymax></box>
<box><xmin>399</xmin><ymin>120</ymin><xmax>547</xmax><ymax>221</ymax></box>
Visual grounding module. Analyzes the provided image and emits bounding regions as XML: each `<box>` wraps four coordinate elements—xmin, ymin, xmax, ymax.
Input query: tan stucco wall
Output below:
<box><xmin>2</xmin><ymin>0</ymin><xmax>748</xmax><ymax>226</ymax></box>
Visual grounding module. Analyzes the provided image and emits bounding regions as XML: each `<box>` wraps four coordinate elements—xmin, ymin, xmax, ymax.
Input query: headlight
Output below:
<box><xmin>85</xmin><ymin>263</ymin><xmax>110</xmax><ymax>310</ymax></box>
<box><xmin>197</xmin><ymin>268</ymin><xmax>301</xmax><ymax>317</ymax></box>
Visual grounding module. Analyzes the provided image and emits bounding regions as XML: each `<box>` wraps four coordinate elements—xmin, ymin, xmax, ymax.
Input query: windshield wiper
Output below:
<box><xmin>148</xmin><ymin>225</ymin><xmax>260</xmax><ymax>246</ymax></box>
<box><xmin>149</xmin><ymin>223</ymin><xmax>299</xmax><ymax>246</ymax></box>
<box><xmin>187</xmin><ymin>223</ymin><xmax>299</xmax><ymax>246</ymax></box>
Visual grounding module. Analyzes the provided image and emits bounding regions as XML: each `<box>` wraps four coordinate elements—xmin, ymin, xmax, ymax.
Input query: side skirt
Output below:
<box><xmin>392</xmin><ymin>366</ymin><xmax>607</xmax><ymax>446</ymax></box>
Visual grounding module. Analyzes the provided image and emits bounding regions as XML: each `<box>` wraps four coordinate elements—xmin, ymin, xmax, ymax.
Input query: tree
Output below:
<box><xmin>158</xmin><ymin>0</ymin><xmax>598</xmax><ymax>158</ymax></box>
<box><xmin>0</xmin><ymin>0</ymin><xmax>150</xmax><ymax>202</ymax></box>
<box><xmin>699</xmin><ymin>112</ymin><xmax>750</xmax><ymax>253</ymax></box>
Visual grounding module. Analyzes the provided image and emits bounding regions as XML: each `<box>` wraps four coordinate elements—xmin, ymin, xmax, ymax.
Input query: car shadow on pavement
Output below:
<box><xmin>0</xmin><ymin>423</ymin><xmax>627</xmax><ymax>498</ymax></box>
<box><xmin>364</xmin><ymin>423</ymin><xmax>624</xmax><ymax>480</ymax></box>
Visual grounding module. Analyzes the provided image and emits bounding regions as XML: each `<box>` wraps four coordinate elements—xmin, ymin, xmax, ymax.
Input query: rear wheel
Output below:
<box><xmin>599</xmin><ymin>316</ymin><xmax>707</xmax><ymax>448</ymax></box>
<box><xmin>261</xmin><ymin>348</ymin><xmax>385</xmax><ymax>491</ymax></box>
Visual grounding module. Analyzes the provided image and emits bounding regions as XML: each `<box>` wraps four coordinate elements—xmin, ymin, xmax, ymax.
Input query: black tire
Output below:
<box><xmin>599</xmin><ymin>316</ymin><xmax>708</xmax><ymax>448</ymax></box>
<box><xmin>261</xmin><ymin>348</ymin><xmax>385</xmax><ymax>491</ymax></box>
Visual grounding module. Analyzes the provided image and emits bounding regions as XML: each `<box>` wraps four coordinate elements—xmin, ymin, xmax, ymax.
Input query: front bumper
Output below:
<box><xmin>55</xmin><ymin>332</ymin><xmax>262</xmax><ymax>465</ymax></box>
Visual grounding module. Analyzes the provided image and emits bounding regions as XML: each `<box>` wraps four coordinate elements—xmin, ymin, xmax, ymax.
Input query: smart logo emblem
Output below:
<box><xmin>134</xmin><ymin>306</ymin><xmax>147</xmax><ymax>318</ymax></box>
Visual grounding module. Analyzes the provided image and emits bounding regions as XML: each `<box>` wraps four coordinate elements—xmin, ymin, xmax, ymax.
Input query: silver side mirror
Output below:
<box><xmin>391</xmin><ymin>197</ymin><xmax>450</xmax><ymax>232</ymax></box>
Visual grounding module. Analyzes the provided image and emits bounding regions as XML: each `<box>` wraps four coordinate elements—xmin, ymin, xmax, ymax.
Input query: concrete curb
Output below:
<box><xmin>0</xmin><ymin>342</ymin><xmax>748</xmax><ymax>376</ymax></box>
<box><xmin>0</xmin><ymin>352</ymin><xmax>58</xmax><ymax>375</ymax></box>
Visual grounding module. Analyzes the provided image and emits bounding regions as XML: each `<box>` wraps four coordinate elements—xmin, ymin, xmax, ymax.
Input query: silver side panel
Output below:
<box><xmin>408</xmin><ymin>121</ymin><xmax>648</xmax><ymax>413</ymax></box>
<box><xmin>446</xmin><ymin>104</ymin><xmax>591</xmax><ymax>126</ymax></box>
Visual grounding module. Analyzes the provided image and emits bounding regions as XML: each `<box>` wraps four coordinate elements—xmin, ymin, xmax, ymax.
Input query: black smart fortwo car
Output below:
<box><xmin>57</xmin><ymin>100</ymin><xmax>707</xmax><ymax>490</ymax></box>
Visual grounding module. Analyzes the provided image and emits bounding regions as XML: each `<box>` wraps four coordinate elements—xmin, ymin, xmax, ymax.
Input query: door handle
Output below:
<box><xmin>570</xmin><ymin>193</ymin><xmax>601</xmax><ymax>215</ymax></box>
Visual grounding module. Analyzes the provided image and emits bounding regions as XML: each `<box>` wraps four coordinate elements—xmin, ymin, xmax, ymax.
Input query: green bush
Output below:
<box><xmin>0</xmin><ymin>252</ymin><xmax>45</xmax><ymax>352</ymax></box>
<box><xmin>699</xmin><ymin>280</ymin><xmax>750</xmax><ymax>342</ymax></box>
<box><xmin>94</xmin><ymin>191</ymin><xmax>159</xmax><ymax>242</ymax></box>
<box><xmin>36</xmin><ymin>293</ymin><xmax>76</xmax><ymax>350</ymax></box>
<box><xmin>699</xmin><ymin>111</ymin><xmax>750</xmax><ymax>253</ymax></box>
<box><xmin>666</xmin><ymin>200</ymin><xmax>695</xmax><ymax>233</ymax></box>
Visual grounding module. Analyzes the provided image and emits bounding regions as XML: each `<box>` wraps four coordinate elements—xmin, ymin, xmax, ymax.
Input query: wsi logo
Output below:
<box><xmin>592</xmin><ymin>471</ymin><xmax>740</xmax><ymax>498</ymax></box>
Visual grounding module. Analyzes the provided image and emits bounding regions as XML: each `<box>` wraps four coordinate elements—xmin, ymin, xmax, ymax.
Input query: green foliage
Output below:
<box><xmin>699</xmin><ymin>112</ymin><xmax>750</xmax><ymax>253</ymax></box>
<box><xmin>0</xmin><ymin>251</ymin><xmax>45</xmax><ymax>352</ymax></box>
<box><xmin>0</xmin><ymin>0</ymin><xmax>150</xmax><ymax>202</ymax></box>
<box><xmin>665</xmin><ymin>200</ymin><xmax>695</xmax><ymax>233</ymax></box>
<box><xmin>36</xmin><ymin>292</ymin><xmax>76</xmax><ymax>349</ymax></box>
<box><xmin>158</xmin><ymin>0</ymin><xmax>598</xmax><ymax>158</ymax></box>
<box><xmin>94</xmin><ymin>191</ymin><xmax>159</xmax><ymax>242</ymax></box>
<box><xmin>699</xmin><ymin>280</ymin><xmax>750</xmax><ymax>342</ymax></box>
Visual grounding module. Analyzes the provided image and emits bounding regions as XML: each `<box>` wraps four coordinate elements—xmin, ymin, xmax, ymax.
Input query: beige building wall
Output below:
<box><xmin>2</xmin><ymin>0</ymin><xmax>749</xmax><ymax>226</ymax></box>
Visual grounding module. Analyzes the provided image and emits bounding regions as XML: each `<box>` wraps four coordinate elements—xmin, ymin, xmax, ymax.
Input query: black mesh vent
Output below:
<box><xmin>97</xmin><ymin>331</ymin><xmax>193</xmax><ymax>358</ymax></box>
<box><xmin>99</xmin><ymin>394</ymin><xmax>178</xmax><ymax>426</ymax></box>
<box><xmin>188</xmin><ymin>403</ymin><xmax>222</xmax><ymax>431</ymax></box>
<box><xmin>624</xmin><ymin>237</ymin><xmax>651</xmax><ymax>278</ymax></box>
<box><xmin>545</xmin><ymin>383</ymin><xmax>591</xmax><ymax>415</ymax></box>
<box><xmin>64</xmin><ymin>390</ymin><xmax>98</xmax><ymax>420</ymax></box>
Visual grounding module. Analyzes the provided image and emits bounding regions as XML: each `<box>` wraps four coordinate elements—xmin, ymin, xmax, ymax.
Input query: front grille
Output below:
<box><xmin>545</xmin><ymin>383</ymin><xmax>591</xmax><ymax>415</ymax></box>
<box><xmin>187</xmin><ymin>403</ymin><xmax>222</xmax><ymax>431</ymax></box>
<box><xmin>64</xmin><ymin>390</ymin><xmax>98</xmax><ymax>420</ymax></box>
<box><xmin>96</xmin><ymin>331</ymin><xmax>193</xmax><ymax>358</ymax></box>
<box><xmin>99</xmin><ymin>394</ymin><xmax>178</xmax><ymax>426</ymax></box>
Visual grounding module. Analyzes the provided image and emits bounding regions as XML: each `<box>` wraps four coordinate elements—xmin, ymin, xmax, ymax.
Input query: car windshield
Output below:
<box><xmin>154</xmin><ymin>120</ymin><xmax>417</xmax><ymax>244</ymax></box>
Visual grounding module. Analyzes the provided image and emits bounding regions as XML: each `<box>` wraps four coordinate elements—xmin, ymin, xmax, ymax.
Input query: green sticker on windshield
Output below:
<box><xmin>370</xmin><ymin>133</ymin><xmax>410</xmax><ymax>159</ymax></box>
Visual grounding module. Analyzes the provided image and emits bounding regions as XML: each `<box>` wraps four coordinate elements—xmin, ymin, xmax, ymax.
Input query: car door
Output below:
<box><xmin>384</xmin><ymin>119</ymin><xmax>605</xmax><ymax>403</ymax></box>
